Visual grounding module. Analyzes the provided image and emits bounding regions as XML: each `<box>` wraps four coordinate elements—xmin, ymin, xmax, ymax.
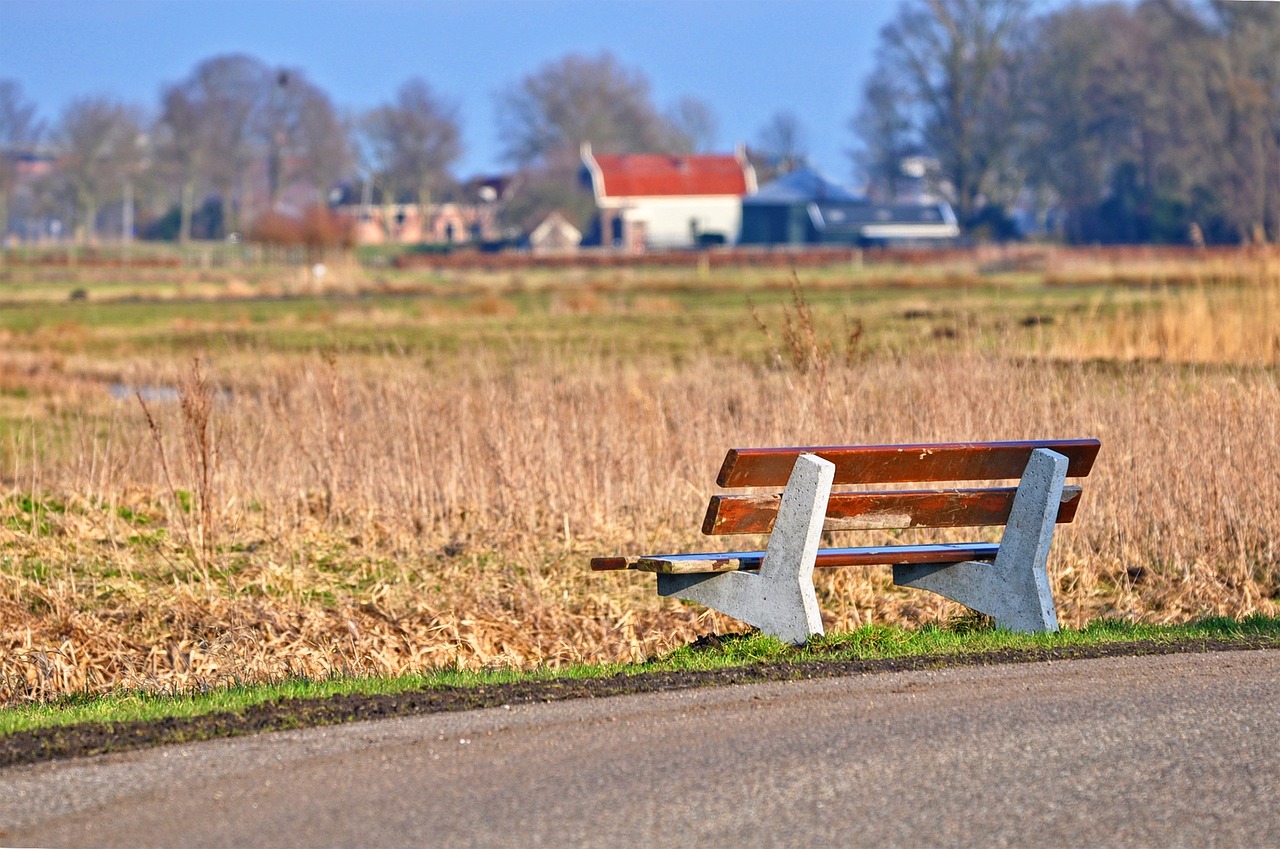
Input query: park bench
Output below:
<box><xmin>592</xmin><ymin>438</ymin><xmax>1101</xmax><ymax>644</ymax></box>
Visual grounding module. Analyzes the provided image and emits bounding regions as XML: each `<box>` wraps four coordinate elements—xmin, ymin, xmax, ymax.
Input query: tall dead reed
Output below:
<box><xmin>136</xmin><ymin>357</ymin><xmax>222</xmax><ymax>574</ymax></box>
<box><xmin>1035</xmin><ymin>246</ymin><xmax>1280</xmax><ymax>366</ymax></box>
<box><xmin>3</xmin><ymin>340</ymin><xmax>1278</xmax><ymax>702</ymax></box>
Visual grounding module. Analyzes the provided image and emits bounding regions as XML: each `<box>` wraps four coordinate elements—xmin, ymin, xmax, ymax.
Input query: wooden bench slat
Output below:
<box><xmin>716</xmin><ymin>438</ymin><xmax>1101</xmax><ymax>488</ymax></box>
<box><xmin>592</xmin><ymin>542</ymin><xmax>1002</xmax><ymax>574</ymax></box>
<box><xmin>703</xmin><ymin>485</ymin><xmax>1082</xmax><ymax>535</ymax></box>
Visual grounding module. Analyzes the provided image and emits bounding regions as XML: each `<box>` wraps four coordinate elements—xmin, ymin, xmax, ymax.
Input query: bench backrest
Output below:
<box><xmin>703</xmin><ymin>438</ymin><xmax>1100</xmax><ymax>536</ymax></box>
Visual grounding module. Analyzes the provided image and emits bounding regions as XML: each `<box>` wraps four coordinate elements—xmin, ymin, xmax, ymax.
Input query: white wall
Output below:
<box><xmin>605</xmin><ymin>196</ymin><xmax>743</xmax><ymax>248</ymax></box>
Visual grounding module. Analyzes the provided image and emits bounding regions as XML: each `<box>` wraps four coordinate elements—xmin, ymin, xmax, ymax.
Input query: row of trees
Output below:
<box><xmin>854</xmin><ymin>0</ymin><xmax>1280</xmax><ymax>243</ymax></box>
<box><xmin>3</xmin><ymin>0</ymin><xmax>1278</xmax><ymax>246</ymax></box>
<box><xmin>0</xmin><ymin>55</ymin><xmax>457</xmax><ymax>244</ymax></box>
<box><xmin>0</xmin><ymin>51</ymin><xmax>761</xmax><ymax>246</ymax></box>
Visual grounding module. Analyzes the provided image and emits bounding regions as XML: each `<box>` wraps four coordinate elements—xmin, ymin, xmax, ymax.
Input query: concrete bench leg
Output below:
<box><xmin>657</xmin><ymin>453</ymin><xmax>835</xmax><ymax>645</ymax></box>
<box><xmin>892</xmin><ymin>448</ymin><xmax>1067</xmax><ymax>633</ymax></box>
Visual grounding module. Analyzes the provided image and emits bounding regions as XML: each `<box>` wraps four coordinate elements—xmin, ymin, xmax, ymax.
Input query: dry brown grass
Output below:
<box><xmin>3</xmin><ymin>347</ymin><xmax>1278</xmax><ymax>702</ymax></box>
<box><xmin>1043</xmin><ymin>245</ymin><xmax>1280</xmax><ymax>287</ymax></box>
<box><xmin>1050</xmin><ymin>284</ymin><xmax>1280</xmax><ymax>366</ymax></box>
<box><xmin>2</xmin><ymin>249</ymin><xmax>1279</xmax><ymax>703</ymax></box>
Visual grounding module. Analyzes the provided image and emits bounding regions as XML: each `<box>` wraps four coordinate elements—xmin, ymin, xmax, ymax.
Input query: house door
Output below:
<box><xmin>628</xmin><ymin>220</ymin><xmax>647</xmax><ymax>252</ymax></box>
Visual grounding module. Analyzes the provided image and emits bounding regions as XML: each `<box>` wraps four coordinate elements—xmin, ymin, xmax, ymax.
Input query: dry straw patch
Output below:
<box><xmin>1044</xmin><ymin>249</ymin><xmax>1280</xmax><ymax>366</ymax></box>
<box><xmin>2</xmin><ymin>256</ymin><xmax>1280</xmax><ymax>703</ymax></box>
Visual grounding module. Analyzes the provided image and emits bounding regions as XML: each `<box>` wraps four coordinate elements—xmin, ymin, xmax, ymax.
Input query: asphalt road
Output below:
<box><xmin>3</xmin><ymin>649</ymin><xmax>1278</xmax><ymax>848</ymax></box>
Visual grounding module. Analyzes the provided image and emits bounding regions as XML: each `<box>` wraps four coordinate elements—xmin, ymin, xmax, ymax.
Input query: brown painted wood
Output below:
<box><xmin>716</xmin><ymin>439</ymin><xmax>1101</xmax><ymax>488</ymax></box>
<box><xmin>627</xmin><ymin>542</ymin><xmax>1002</xmax><ymax>573</ymax></box>
<box><xmin>590</xmin><ymin>557</ymin><xmax>631</xmax><ymax>571</ymax></box>
<box><xmin>702</xmin><ymin>486</ymin><xmax>1083</xmax><ymax>535</ymax></box>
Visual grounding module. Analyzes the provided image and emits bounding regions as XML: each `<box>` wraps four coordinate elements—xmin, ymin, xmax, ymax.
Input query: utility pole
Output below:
<box><xmin>123</xmin><ymin>180</ymin><xmax>134</xmax><ymax>265</ymax></box>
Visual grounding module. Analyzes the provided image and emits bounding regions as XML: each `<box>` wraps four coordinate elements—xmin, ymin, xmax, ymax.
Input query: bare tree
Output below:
<box><xmin>665</xmin><ymin>96</ymin><xmax>719</xmax><ymax>153</ymax></box>
<box><xmin>751</xmin><ymin>110</ymin><xmax>808</xmax><ymax>183</ymax></box>
<box><xmin>496</xmin><ymin>145</ymin><xmax>599</xmax><ymax>235</ymax></box>
<box><xmin>494</xmin><ymin>52</ymin><xmax>681</xmax><ymax>235</ymax></box>
<box><xmin>156</xmin><ymin>54</ymin><xmax>270</xmax><ymax>238</ymax></box>
<box><xmin>157</xmin><ymin>55</ymin><xmax>351</xmax><ymax>239</ymax></box>
<box><xmin>0</xmin><ymin>80</ymin><xmax>42</xmax><ymax>154</ymax></box>
<box><xmin>851</xmin><ymin>66</ymin><xmax>917</xmax><ymax>199</ymax></box>
<box><xmin>871</xmin><ymin>0</ymin><xmax>1029</xmax><ymax>223</ymax></box>
<box><xmin>496</xmin><ymin>52</ymin><xmax>672</xmax><ymax>166</ymax></box>
<box><xmin>1204</xmin><ymin>0</ymin><xmax>1280</xmax><ymax>242</ymax></box>
<box><xmin>155</xmin><ymin>81</ymin><xmax>213</xmax><ymax>243</ymax></box>
<box><xmin>1018</xmin><ymin>3</ymin><xmax>1132</xmax><ymax>240</ymax></box>
<box><xmin>0</xmin><ymin>79</ymin><xmax>45</xmax><ymax>242</ymax></box>
<box><xmin>54</xmin><ymin>96</ymin><xmax>147</xmax><ymax>242</ymax></box>
<box><xmin>1019</xmin><ymin>0</ymin><xmax>1278</xmax><ymax>244</ymax></box>
<box><xmin>257</xmin><ymin>67</ymin><xmax>351</xmax><ymax>211</ymax></box>
<box><xmin>359</xmin><ymin>78</ymin><xmax>461</xmax><ymax>211</ymax></box>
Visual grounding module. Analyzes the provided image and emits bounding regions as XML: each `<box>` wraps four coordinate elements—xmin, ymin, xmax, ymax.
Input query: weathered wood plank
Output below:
<box><xmin>716</xmin><ymin>439</ymin><xmax>1101</xmax><ymax>488</ymax></box>
<box><xmin>622</xmin><ymin>542</ymin><xmax>1002</xmax><ymax>574</ymax></box>
<box><xmin>702</xmin><ymin>486</ymin><xmax>1083</xmax><ymax>535</ymax></box>
<box><xmin>633</xmin><ymin>554</ymin><xmax>757</xmax><ymax>574</ymax></box>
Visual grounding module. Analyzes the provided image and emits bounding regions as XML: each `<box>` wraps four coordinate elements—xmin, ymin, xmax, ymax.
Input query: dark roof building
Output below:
<box><xmin>740</xmin><ymin>166</ymin><xmax>959</xmax><ymax>246</ymax></box>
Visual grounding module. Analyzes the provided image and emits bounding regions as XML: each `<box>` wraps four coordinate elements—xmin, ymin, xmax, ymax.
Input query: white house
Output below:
<box><xmin>580</xmin><ymin>143</ymin><xmax>756</xmax><ymax>251</ymax></box>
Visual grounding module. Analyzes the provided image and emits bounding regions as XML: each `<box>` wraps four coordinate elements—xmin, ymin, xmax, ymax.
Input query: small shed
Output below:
<box><xmin>527</xmin><ymin>211</ymin><xmax>582</xmax><ymax>254</ymax></box>
<box><xmin>740</xmin><ymin>167</ymin><xmax>959</xmax><ymax>246</ymax></box>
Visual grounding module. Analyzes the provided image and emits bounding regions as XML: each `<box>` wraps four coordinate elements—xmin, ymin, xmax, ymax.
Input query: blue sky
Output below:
<box><xmin>0</xmin><ymin>0</ymin><xmax>904</xmax><ymax>184</ymax></box>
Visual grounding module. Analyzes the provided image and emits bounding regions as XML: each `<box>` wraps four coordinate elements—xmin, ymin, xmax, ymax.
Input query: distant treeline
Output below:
<box><xmin>1</xmin><ymin>0</ymin><xmax>1276</xmax><ymax>246</ymax></box>
<box><xmin>856</xmin><ymin>0</ymin><xmax>1279</xmax><ymax>245</ymax></box>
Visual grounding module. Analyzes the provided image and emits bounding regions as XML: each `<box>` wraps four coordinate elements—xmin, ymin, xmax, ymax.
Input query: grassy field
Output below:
<box><xmin>1</xmin><ymin>244</ymin><xmax>1278</xmax><ymax>704</ymax></box>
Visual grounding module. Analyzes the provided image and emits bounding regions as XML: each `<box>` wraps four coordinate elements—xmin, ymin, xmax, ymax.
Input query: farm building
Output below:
<box><xmin>580</xmin><ymin>143</ymin><xmax>757</xmax><ymax>251</ymax></box>
<box><xmin>339</xmin><ymin>202</ymin><xmax>492</xmax><ymax>245</ymax></box>
<box><xmin>740</xmin><ymin>166</ymin><xmax>960</xmax><ymax>246</ymax></box>
<box><xmin>527</xmin><ymin>211</ymin><xmax>582</xmax><ymax>254</ymax></box>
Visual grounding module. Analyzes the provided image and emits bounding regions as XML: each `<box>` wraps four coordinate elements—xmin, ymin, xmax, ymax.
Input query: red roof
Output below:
<box><xmin>589</xmin><ymin>153</ymin><xmax>750</xmax><ymax>198</ymax></box>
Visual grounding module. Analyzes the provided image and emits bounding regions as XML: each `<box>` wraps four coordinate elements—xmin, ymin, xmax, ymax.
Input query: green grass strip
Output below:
<box><xmin>3</xmin><ymin>614</ymin><xmax>1278</xmax><ymax>737</ymax></box>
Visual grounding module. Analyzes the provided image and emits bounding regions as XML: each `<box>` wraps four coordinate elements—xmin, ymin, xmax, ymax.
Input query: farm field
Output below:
<box><xmin>1</xmin><ymin>245</ymin><xmax>1278</xmax><ymax>703</ymax></box>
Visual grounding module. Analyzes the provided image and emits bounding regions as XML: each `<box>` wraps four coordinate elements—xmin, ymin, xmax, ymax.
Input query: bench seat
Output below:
<box><xmin>591</xmin><ymin>542</ymin><xmax>1001</xmax><ymax>574</ymax></box>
